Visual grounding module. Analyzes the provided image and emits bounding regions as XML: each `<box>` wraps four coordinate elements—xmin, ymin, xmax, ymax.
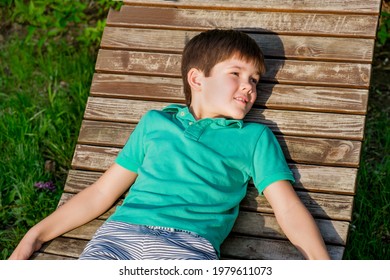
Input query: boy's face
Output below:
<box><xmin>191</xmin><ymin>56</ymin><xmax>260</xmax><ymax>120</ymax></box>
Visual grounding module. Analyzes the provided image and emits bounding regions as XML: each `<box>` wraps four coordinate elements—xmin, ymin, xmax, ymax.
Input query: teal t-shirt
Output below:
<box><xmin>109</xmin><ymin>104</ymin><xmax>295</xmax><ymax>254</ymax></box>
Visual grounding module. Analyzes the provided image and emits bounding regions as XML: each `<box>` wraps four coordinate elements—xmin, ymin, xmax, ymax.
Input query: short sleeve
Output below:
<box><xmin>251</xmin><ymin>126</ymin><xmax>295</xmax><ymax>193</ymax></box>
<box><xmin>115</xmin><ymin>112</ymin><xmax>149</xmax><ymax>173</ymax></box>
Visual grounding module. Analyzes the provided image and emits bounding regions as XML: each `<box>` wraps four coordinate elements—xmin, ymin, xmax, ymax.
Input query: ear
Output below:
<box><xmin>187</xmin><ymin>68</ymin><xmax>204</xmax><ymax>92</ymax></box>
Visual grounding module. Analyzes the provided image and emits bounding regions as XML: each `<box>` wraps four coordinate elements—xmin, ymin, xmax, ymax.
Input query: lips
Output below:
<box><xmin>234</xmin><ymin>96</ymin><xmax>248</xmax><ymax>104</ymax></box>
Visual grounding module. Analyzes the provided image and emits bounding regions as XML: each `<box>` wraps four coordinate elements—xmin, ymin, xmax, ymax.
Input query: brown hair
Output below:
<box><xmin>181</xmin><ymin>29</ymin><xmax>266</xmax><ymax>106</ymax></box>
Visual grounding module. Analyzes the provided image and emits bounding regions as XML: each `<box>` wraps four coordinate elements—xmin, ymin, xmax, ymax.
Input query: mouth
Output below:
<box><xmin>234</xmin><ymin>96</ymin><xmax>248</xmax><ymax>104</ymax></box>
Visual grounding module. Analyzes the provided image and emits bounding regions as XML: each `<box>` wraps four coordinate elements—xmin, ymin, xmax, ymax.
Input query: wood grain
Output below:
<box><xmin>123</xmin><ymin>0</ymin><xmax>381</xmax><ymax>14</ymax></box>
<box><xmin>107</xmin><ymin>6</ymin><xmax>379</xmax><ymax>38</ymax></box>
<box><xmin>242</xmin><ymin>187</ymin><xmax>354</xmax><ymax>221</ymax></box>
<box><xmin>101</xmin><ymin>27</ymin><xmax>375</xmax><ymax>63</ymax></box>
<box><xmin>221</xmin><ymin>235</ymin><xmax>344</xmax><ymax>259</ymax></box>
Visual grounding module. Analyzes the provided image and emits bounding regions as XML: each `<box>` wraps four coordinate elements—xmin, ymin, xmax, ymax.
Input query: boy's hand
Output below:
<box><xmin>8</xmin><ymin>230</ymin><xmax>43</xmax><ymax>260</ymax></box>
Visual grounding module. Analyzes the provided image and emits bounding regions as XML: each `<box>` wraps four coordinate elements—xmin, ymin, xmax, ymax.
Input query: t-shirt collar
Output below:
<box><xmin>163</xmin><ymin>104</ymin><xmax>243</xmax><ymax>128</ymax></box>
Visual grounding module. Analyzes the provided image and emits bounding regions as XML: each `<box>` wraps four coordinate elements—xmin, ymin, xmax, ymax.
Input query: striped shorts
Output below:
<box><xmin>79</xmin><ymin>221</ymin><xmax>218</xmax><ymax>260</ymax></box>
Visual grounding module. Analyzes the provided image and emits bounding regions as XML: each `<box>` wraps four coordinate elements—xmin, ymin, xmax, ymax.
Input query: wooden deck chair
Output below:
<box><xmin>31</xmin><ymin>0</ymin><xmax>382</xmax><ymax>260</ymax></box>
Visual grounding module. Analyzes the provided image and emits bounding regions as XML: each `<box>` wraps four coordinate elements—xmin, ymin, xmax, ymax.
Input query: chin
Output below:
<box><xmin>229</xmin><ymin>112</ymin><xmax>247</xmax><ymax>120</ymax></box>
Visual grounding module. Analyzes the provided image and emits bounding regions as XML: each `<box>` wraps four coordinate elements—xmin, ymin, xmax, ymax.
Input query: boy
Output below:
<box><xmin>10</xmin><ymin>29</ymin><xmax>330</xmax><ymax>260</ymax></box>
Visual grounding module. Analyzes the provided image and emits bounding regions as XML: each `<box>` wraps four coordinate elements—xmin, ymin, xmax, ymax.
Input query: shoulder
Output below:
<box><xmin>137</xmin><ymin>108</ymin><xmax>178</xmax><ymax>131</ymax></box>
<box><xmin>241</xmin><ymin>121</ymin><xmax>271</xmax><ymax>137</ymax></box>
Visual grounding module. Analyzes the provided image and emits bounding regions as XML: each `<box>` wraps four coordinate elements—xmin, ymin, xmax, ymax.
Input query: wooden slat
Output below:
<box><xmin>83</xmin><ymin>97</ymin><xmax>365</xmax><ymax>140</ymax></box>
<box><xmin>64</xmin><ymin>171</ymin><xmax>103</xmax><ymax>193</ymax></box>
<box><xmin>246</xmin><ymin>108</ymin><xmax>365</xmax><ymax>140</ymax></box>
<box><xmin>290</xmin><ymin>164</ymin><xmax>357</xmax><ymax>195</ymax></box>
<box><xmin>39</xmin><ymin>237</ymin><xmax>88</xmax><ymax>258</ymax></box>
<box><xmin>107</xmin><ymin>6</ymin><xmax>379</xmax><ymax>38</ymax></box>
<box><xmin>123</xmin><ymin>0</ymin><xmax>381</xmax><ymax>14</ymax></box>
<box><xmin>101</xmin><ymin>27</ymin><xmax>375</xmax><ymax>63</ymax></box>
<box><xmin>90</xmin><ymin>74</ymin><xmax>184</xmax><ymax>102</ymax></box>
<box><xmin>257</xmin><ymin>84</ymin><xmax>368</xmax><ymax>114</ymax></box>
<box><xmin>71</xmin><ymin>144</ymin><xmax>119</xmax><ymax>171</ymax></box>
<box><xmin>63</xmin><ymin>219</ymin><xmax>105</xmax><ymax>240</ymax></box>
<box><xmin>78</xmin><ymin>120</ymin><xmax>136</xmax><ymax>147</ymax></box>
<box><xmin>31</xmin><ymin>252</ymin><xmax>76</xmax><ymax>260</ymax></box>
<box><xmin>233</xmin><ymin>212</ymin><xmax>349</xmax><ymax>245</ymax></box>
<box><xmin>90</xmin><ymin>74</ymin><xmax>369</xmax><ymax>114</ymax></box>
<box><xmin>242</xmin><ymin>187</ymin><xmax>354</xmax><ymax>221</ymax></box>
<box><xmin>95</xmin><ymin>50</ymin><xmax>372</xmax><ymax>88</ymax></box>
<box><xmin>276</xmin><ymin>135</ymin><xmax>361</xmax><ymax>167</ymax></box>
<box><xmin>56</xmin><ymin>194</ymin><xmax>349</xmax><ymax>245</ymax></box>
<box><xmin>77</xmin><ymin>120</ymin><xmax>361</xmax><ymax>167</ymax></box>
<box><xmin>221</xmin><ymin>236</ymin><xmax>344</xmax><ymax>260</ymax></box>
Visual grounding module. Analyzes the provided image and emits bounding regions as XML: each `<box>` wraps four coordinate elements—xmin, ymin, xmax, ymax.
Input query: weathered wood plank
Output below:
<box><xmin>77</xmin><ymin>120</ymin><xmax>361</xmax><ymax>167</ymax></box>
<box><xmin>90</xmin><ymin>74</ymin><xmax>184</xmax><ymax>102</ymax></box>
<box><xmin>221</xmin><ymin>235</ymin><xmax>344</xmax><ymax>260</ymax></box>
<box><xmin>276</xmin><ymin>135</ymin><xmax>361</xmax><ymax>167</ymax></box>
<box><xmin>31</xmin><ymin>252</ymin><xmax>76</xmax><ymax>260</ymax></box>
<box><xmin>39</xmin><ymin>237</ymin><xmax>88</xmax><ymax>258</ymax></box>
<box><xmin>242</xmin><ymin>187</ymin><xmax>354</xmax><ymax>221</ymax></box>
<box><xmin>56</xmin><ymin>194</ymin><xmax>349</xmax><ymax>245</ymax></box>
<box><xmin>233</xmin><ymin>212</ymin><xmax>349</xmax><ymax>245</ymax></box>
<box><xmin>257</xmin><ymin>84</ymin><xmax>368</xmax><ymax>114</ymax></box>
<box><xmin>290</xmin><ymin>164</ymin><xmax>357</xmax><ymax>195</ymax></box>
<box><xmin>78</xmin><ymin>120</ymin><xmax>136</xmax><ymax>147</ymax></box>
<box><xmin>71</xmin><ymin>144</ymin><xmax>119</xmax><ymax>172</ymax></box>
<box><xmin>90</xmin><ymin>74</ymin><xmax>369</xmax><ymax>114</ymax></box>
<box><xmin>63</xmin><ymin>219</ymin><xmax>105</xmax><ymax>240</ymax></box>
<box><xmin>65</xmin><ymin>162</ymin><xmax>357</xmax><ymax>196</ymax></box>
<box><xmin>95</xmin><ymin>50</ymin><xmax>372</xmax><ymax>88</ymax></box>
<box><xmin>101</xmin><ymin>27</ymin><xmax>375</xmax><ymax>63</ymax></box>
<box><xmin>123</xmin><ymin>0</ymin><xmax>381</xmax><ymax>14</ymax></box>
<box><xmin>107</xmin><ymin>6</ymin><xmax>379</xmax><ymax>38</ymax></box>
<box><xmin>83</xmin><ymin>97</ymin><xmax>365</xmax><ymax>140</ymax></box>
<box><xmin>247</xmin><ymin>108</ymin><xmax>365</xmax><ymax>140</ymax></box>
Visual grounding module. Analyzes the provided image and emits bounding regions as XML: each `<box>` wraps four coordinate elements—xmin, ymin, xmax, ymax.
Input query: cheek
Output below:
<box><xmin>250</xmin><ymin>92</ymin><xmax>257</xmax><ymax>103</ymax></box>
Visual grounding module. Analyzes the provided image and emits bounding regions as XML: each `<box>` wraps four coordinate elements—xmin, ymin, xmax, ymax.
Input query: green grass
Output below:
<box><xmin>343</xmin><ymin>66</ymin><xmax>390</xmax><ymax>259</ymax></box>
<box><xmin>0</xmin><ymin>30</ymin><xmax>94</xmax><ymax>260</ymax></box>
<box><xmin>0</xmin><ymin>0</ymin><xmax>121</xmax><ymax>259</ymax></box>
<box><xmin>0</xmin><ymin>0</ymin><xmax>389</xmax><ymax>260</ymax></box>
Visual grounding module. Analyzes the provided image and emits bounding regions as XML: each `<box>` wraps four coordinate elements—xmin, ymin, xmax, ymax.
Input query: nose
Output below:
<box><xmin>241</xmin><ymin>80</ymin><xmax>251</xmax><ymax>92</ymax></box>
<box><xmin>241</xmin><ymin>80</ymin><xmax>255</xmax><ymax>95</ymax></box>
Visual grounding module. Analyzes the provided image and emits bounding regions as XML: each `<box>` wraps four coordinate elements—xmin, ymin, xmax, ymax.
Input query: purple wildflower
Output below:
<box><xmin>34</xmin><ymin>181</ymin><xmax>56</xmax><ymax>192</ymax></box>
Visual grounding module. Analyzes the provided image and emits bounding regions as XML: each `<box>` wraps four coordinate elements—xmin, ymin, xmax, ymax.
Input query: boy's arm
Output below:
<box><xmin>263</xmin><ymin>180</ymin><xmax>331</xmax><ymax>260</ymax></box>
<box><xmin>9</xmin><ymin>163</ymin><xmax>137</xmax><ymax>260</ymax></box>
